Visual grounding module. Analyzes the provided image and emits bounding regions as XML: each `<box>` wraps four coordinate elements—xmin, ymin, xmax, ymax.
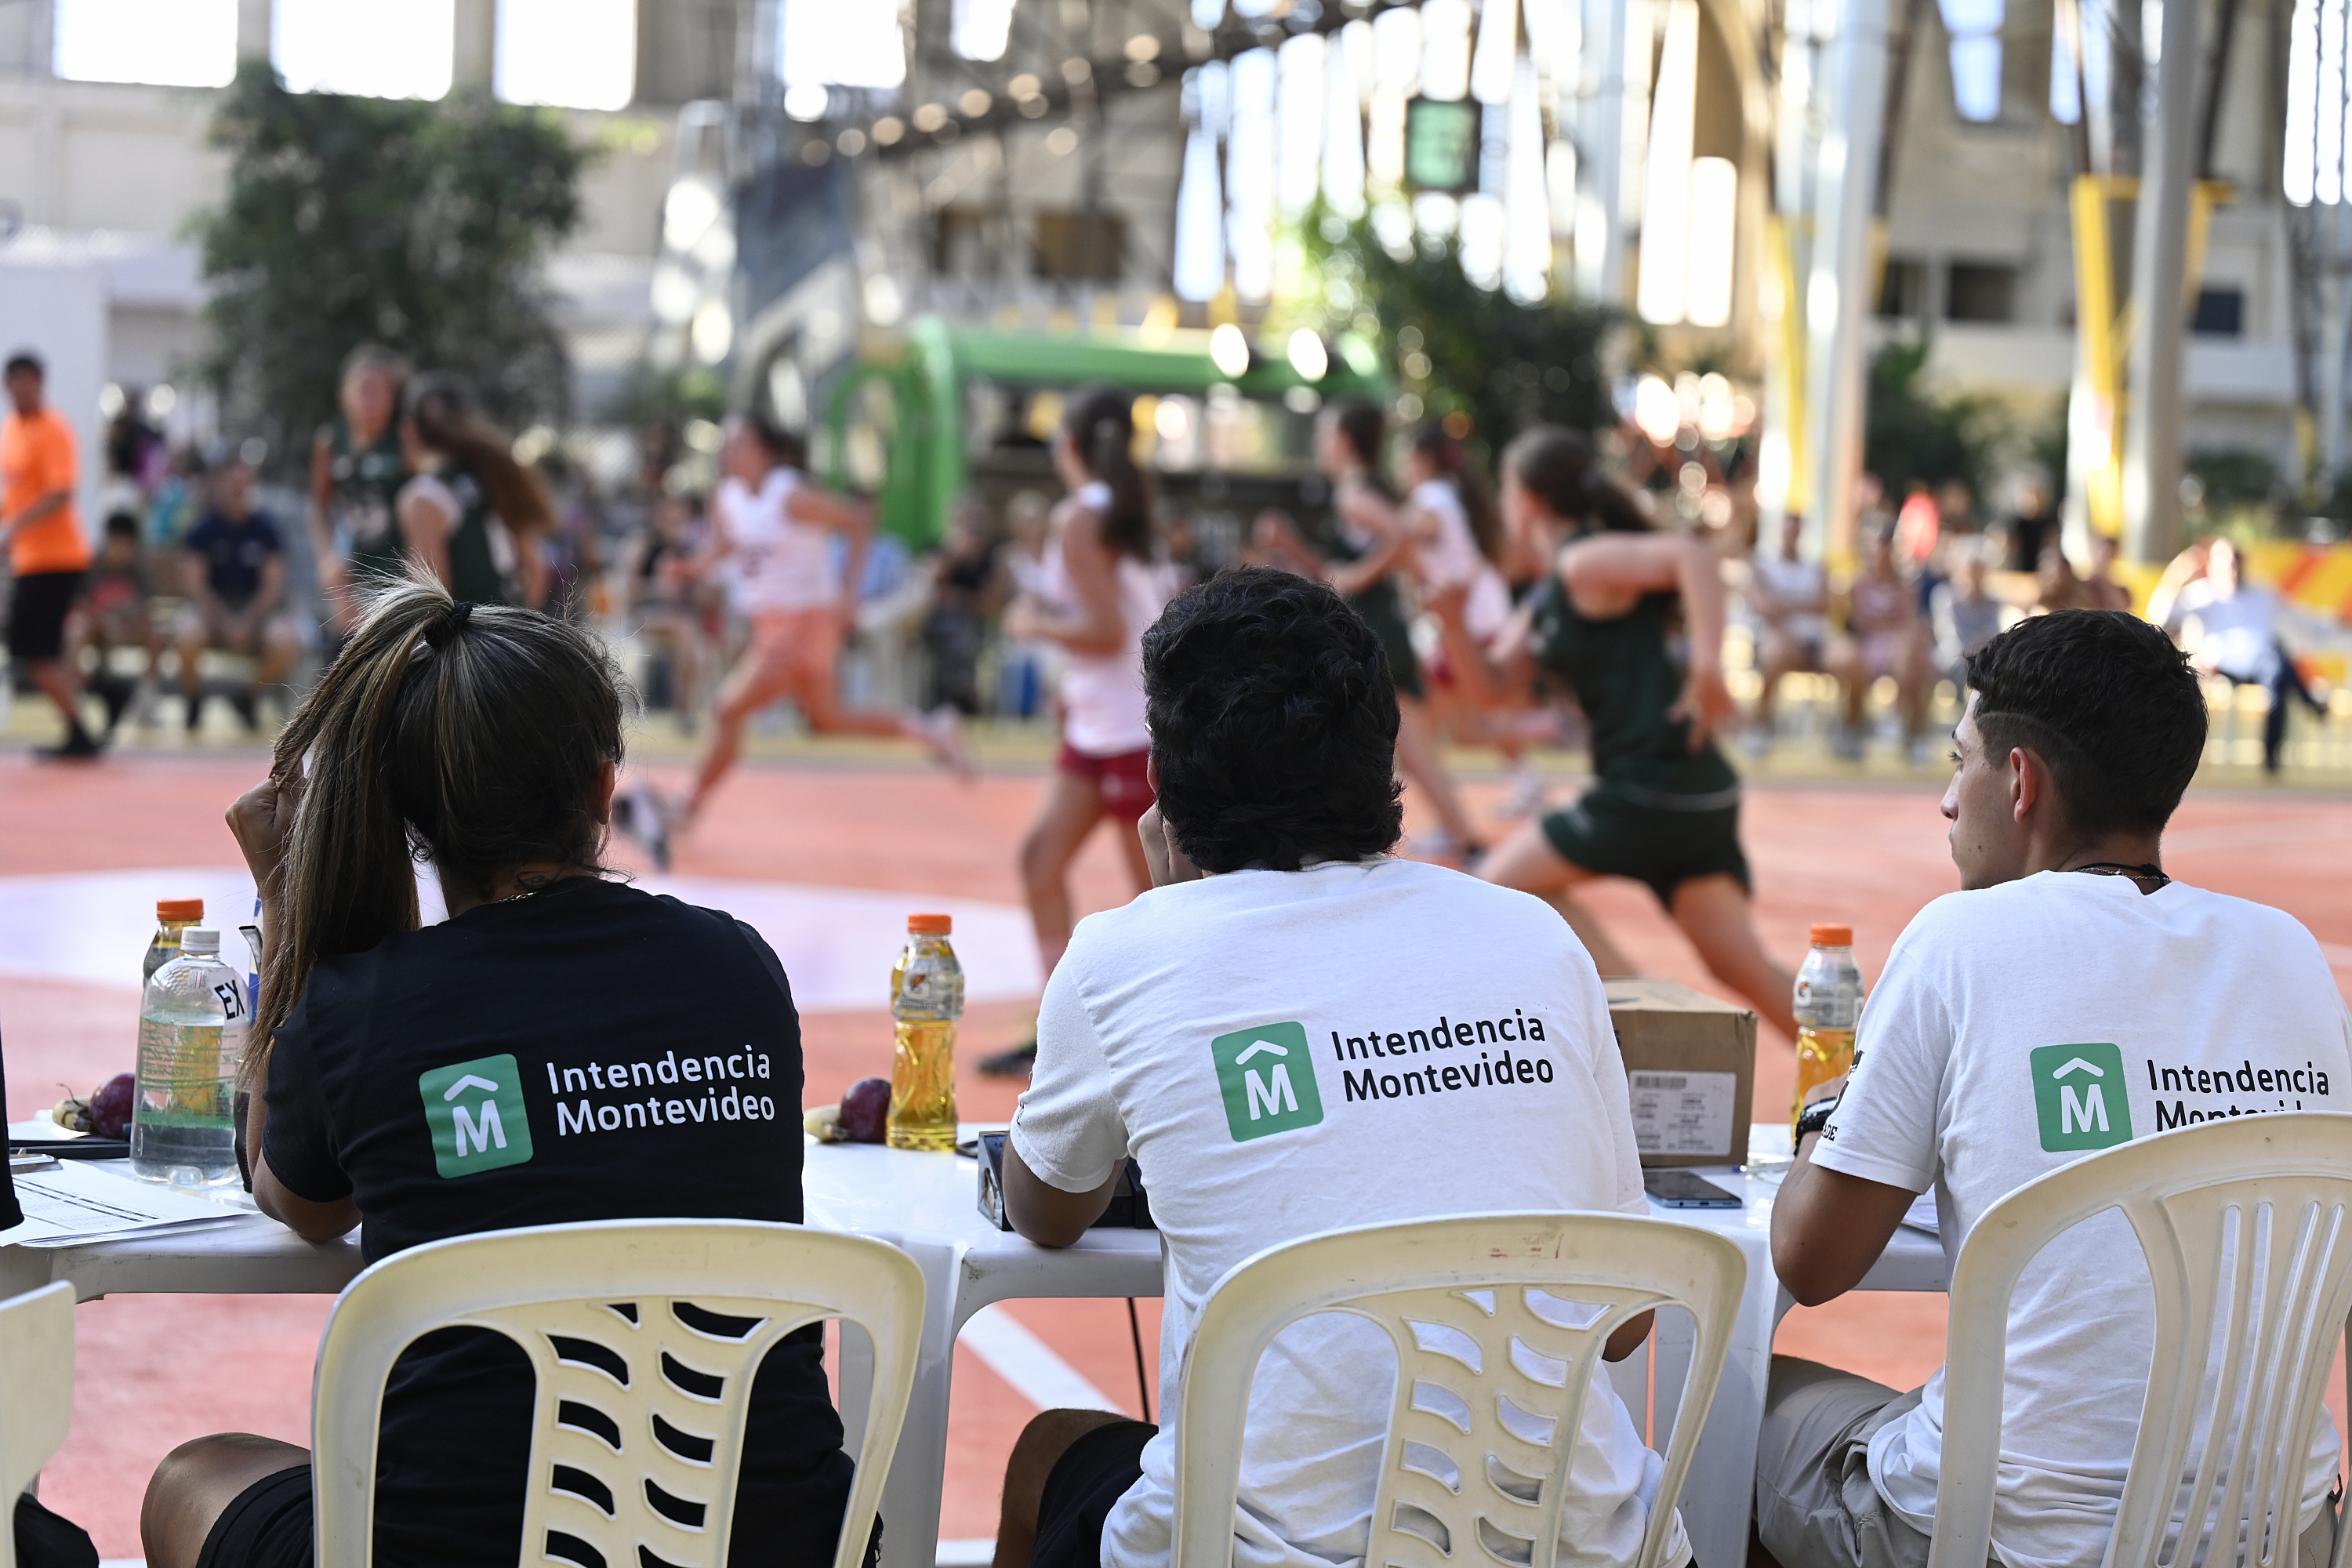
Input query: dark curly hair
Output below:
<box><xmin>1143</xmin><ymin>566</ymin><xmax>1403</xmax><ymax>873</ymax></box>
<box><xmin>1964</xmin><ymin>608</ymin><xmax>2207</xmax><ymax>838</ymax></box>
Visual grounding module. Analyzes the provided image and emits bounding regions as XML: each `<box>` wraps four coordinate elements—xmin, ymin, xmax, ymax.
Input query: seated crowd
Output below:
<box><xmin>9</xmin><ymin>563</ymin><xmax>2347</xmax><ymax>1568</ymax></box>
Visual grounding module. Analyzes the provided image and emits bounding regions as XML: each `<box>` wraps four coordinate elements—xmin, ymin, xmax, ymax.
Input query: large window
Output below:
<box><xmin>274</xmin><ymin>0</ymin><xmax>455</xmax><ymax>100</ymax></box>
<box><xmin>779</xmin><ymin>0</ymin><xmax>906</xmax><ymax>89</ymax></box>
<box><xmin>52</xmin><ymin>0</ymin><xmax>237</xmax><ymax>88</ymax></box>
<box><xmin>497</xmin><ymin>0</ymin><xmax>637</xmax><ymax>111</ymax></box>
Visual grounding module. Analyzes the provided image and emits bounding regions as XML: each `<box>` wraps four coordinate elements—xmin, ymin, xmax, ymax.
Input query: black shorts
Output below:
<box><xmin>7</xmin><ymin>570</ymin><xmax>83</xmax><ymax>662</ymax></box>
<box><xmin>196</xmin><ymin>1464</ymin><xmax>313</xmax><ymax>1568</ymax></box>
<box><xmin>1029</xmin><ymin>1419</ymin><xmax>1158</xmax><ymax>1568</ymax></box>
<box><xmin>1540</xmin><ymin>787</ymin><xmax>1751</xmax><ymax>909</ymax></box>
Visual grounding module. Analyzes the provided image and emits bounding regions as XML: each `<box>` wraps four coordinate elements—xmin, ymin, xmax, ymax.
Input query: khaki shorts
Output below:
<box><xmin>1755</xmin><ymin>1357</ymin><xmax>2340</xmax><ymax>1568</ymax></box>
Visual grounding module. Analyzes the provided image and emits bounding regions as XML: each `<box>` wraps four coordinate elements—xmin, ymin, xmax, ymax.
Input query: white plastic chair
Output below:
<box><xmin>1928</xmin><ymin>1113</ymin><xmax>2352</xmax><ymax>1568</ymax></box>
<box><xmin>311</xmin><ymin>1220</ymin><xmax>925</xmax><ymax>1568</ymax></box>
<box><xmin>0</xmin><ymin>1282</ymin><xmax>75</xmax><ymax>1568</ymax></box>
<box><xmin>1170</xmin><ymin>1211</ymin><xmax>1747</xmax><ymax>1568</ymax></box>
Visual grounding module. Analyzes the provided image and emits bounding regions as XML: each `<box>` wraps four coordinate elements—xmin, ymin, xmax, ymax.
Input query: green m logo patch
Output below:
<box><xmin>1210</xmin><ymin>1022</ymin><xmax>1326</xmax><ymax>1142</ymax></box>
<box><xmin>2031</xmin><ymin>1042</ymin><xmax>2134</xmax><ymax>1152</ymax></box>
<box><xmin>419</xmin><ymin>1053</ymin><xmax>535</xmax><ymax>1178</ymax></box>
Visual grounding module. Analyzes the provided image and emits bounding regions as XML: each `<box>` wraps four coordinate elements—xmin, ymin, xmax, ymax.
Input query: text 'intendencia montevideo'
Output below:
<box><xmin>1327</xmin><ymin>1011</ymin><xmax>1559</xmax><ymax>1104</ymax></box>
<box><xmin>545</xmin><ymin>1047</ymin><xmax>781</xmax><ymax>1136</ymax></box>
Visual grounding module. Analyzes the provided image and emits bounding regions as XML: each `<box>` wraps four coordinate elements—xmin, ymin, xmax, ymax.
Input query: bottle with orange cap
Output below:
<box><xmin>144</xmin><ymin>898</ymin><xmax>205</xmax><ymax>982</ymax></box>
<box><xmin>887</xmin><ymin>913</ymin><xmax>964</xmax><ymax>1152</ymax></box>
<box><xmin>1790</xmin><ymin>923</ymin><xmax>1864</xmax><ymax>1131</ymax></box>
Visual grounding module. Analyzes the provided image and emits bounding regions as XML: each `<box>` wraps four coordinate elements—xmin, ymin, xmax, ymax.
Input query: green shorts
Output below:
<box><xmin>1539</xmin><ymin>786</ymin><xmax>1751</xmax><ymax>908</ymax></box>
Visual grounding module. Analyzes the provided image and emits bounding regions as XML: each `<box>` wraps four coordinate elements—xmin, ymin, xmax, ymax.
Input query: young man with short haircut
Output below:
<box><xmin>1761</xmin><ymin>610</ymin><xmax>2351</xmax><ymax>1568</ymax></box>
<box><xmin>1</xmin><ymin>350</ymin><xmax>101</xmax><ymax>758</ymax></box>
<box><xmin>994</xmin><ymin>566</ymin><xmax>1684</xmax><ymax>1568</ymax></box>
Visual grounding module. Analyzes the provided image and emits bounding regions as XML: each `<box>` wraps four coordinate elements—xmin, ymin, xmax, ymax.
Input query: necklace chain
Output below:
<box><xmin>2068</xmin><ymin>860</ymin><xmax>2170</xmax><ymax>887</ymax></box>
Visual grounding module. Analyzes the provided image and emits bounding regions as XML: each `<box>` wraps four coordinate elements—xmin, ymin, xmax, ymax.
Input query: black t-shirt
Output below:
<box><xmin>263</xmin><ymin>877</ymin><xmax>854</xmax><ymax>1568</ymax></box>
<box><xmin>183</xmin><ymin>509</ymin><xmax>282</xmax><ymax>610</ymax></box>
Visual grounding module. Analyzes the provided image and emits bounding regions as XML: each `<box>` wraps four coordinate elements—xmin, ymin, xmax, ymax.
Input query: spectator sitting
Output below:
<box><xmin>622</xmin><ymin>489</ymin><xmax>711</xmax><ymax>731</ymax></box>
<box><xmin>177</xmin><ymin>457</ymin><xmax>299</xmax><ymax>731</ymax></box>
<box><xmin>1759</xmin><ymin>610</ymin><xmax>2351</xmax><ymax>1568</ymax></box>
<box><xmin>1745</xmin><ymin>510</ymin><xmax>1831</xmax><ymax>754</ymax></box>
<box><xmin>1999</xmin><ymin>477</ymin><xmax>2053</xmax><ymax>572</ymax></box>
<box><xmin>141</xmin><ymin>573</ymin><xmax>870</xmax><ymax>1568</ymax></box>
<box><xmin>996</xmin><ymin>488</ymin><xmax>1058</xmax><ymax>719</ymax></box>
<box><xmin>992</xmin><ymin>566</ymin><xmax>1683</xmax><ymax>1568</ymax></box>
<box><xmin>2082</xmin><ymin>531</ymin><xmax>2133</xmax><ymax>612</ymax></box>
<box><xmin>80</xmin><ymin>511</ymin><xmax>164</xmax><ymax>732</ymax></box>
<box><xmin>921</xmin><ymin>491</ymin><xmax>1004</xmax><ymax>717</ymax></box>
<box><xmin>1826</xmin><ymin>527</ymin><xmax>1931</xmax><ymax>764</ymax></box>
<box><xmin>1926</xmin><ymin>541</ymin><xmax>2002</xmax><ymax>681</ymax></box>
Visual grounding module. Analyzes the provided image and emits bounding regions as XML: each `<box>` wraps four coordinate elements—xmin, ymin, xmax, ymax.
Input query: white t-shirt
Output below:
<box><xmin>719</xmin><ymin>467</ymin><xmax>839</xmax><ymax>614</ymax></box>
<box><xmin>1410</xmin><ymin>478</ymin><xmax>1513</xmax><ymax>641</ymax></box>
<box><xmin>1748</xmin><ymin>550</ymin><xmax>1829</xmax><ymax>644</ymax></box>
<box><xmin>2172</xmin><ymin>582</ymin><xmax>2284</xmax><ymax>684</ymax></box>
<box><xmin>1045</xmin><ymin>481</ymin><xmax>1175</xmax><ymax>757</ymax></box>
<box><xmin>1815</xmin><ymin>872</ymin><xmax>2352</xmax><ymax>1568</ymax></box>
<box><xmin>1012</xmin><ymin>858</ymin><xmax>1683</xmax><ymax>1568</ymax></box>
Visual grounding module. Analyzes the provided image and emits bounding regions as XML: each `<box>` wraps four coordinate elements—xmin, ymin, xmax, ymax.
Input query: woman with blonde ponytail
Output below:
<box><xmin>140</xmin><ymin>570</ymin><xmax>870</xmax><ymax>1568</ymax></box>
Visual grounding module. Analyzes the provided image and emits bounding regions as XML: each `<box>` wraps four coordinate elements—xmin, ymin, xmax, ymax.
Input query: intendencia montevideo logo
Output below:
<box><xmin>1210</xmin><ymin>1022</ymin><xmax>1326</xmax><ymax>1142</ymax></box>
<box><xmin>419</xmin><ymin>1054</ymin><xmax>535</xmax><ymax>1178</ymax></box>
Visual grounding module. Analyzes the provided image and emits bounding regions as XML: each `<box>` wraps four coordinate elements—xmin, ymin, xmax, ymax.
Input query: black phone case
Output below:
<box><xmin>977</xmin><ymin>1131</ymin><xmax>1155</xmax><ymax>1232</ymax></box>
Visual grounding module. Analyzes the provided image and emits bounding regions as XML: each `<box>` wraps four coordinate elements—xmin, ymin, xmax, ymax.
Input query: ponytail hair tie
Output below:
<box><xmin>425</xmin><ymin>601</ymin><xmax>474</xmax><ymax>648</ymax></box>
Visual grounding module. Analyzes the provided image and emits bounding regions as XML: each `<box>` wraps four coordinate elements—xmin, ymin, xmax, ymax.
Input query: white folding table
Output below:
<box><xmin>1</xmin><ymin>1132</ymin><xmax>1947</xmax><ymax>1568</ymax></box>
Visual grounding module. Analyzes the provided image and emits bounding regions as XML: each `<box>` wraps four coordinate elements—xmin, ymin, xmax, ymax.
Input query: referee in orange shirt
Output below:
<box><xmin>1</xmin><ymin>350</ymin><xmax>101</xmax><ymax>758</ymax></box>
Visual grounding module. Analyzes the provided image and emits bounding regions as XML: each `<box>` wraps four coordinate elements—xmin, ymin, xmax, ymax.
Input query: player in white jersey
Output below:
<box><xmin>984</xmin><ymin>390</ymin><xmax>1174</xmax><ymax>1073</ymax></box>
<box><xmin>1401</xmin><ymin>423</ymin><xmax>1546</xmax><ymax>817</ymax></box>
<box><xmin>621</xmin><ymin>416</ymin><xmax>965</xmax><ymax>868</ymax></box>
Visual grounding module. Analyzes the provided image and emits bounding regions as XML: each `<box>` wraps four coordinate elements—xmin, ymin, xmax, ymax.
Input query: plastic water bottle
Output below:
<box><xmin>887</xmin><ymin>913</ymin><xmax>964</xmax><ymax>1152</ymax></box>
<box><xmin>132</xmin><ymin>927</ymin><xmax>248</xmax><ymax>1186</ymax></box>
<box><xmin>143</xmin><ymin>898</ymin><xmax>205</xmax><ymax>982</ymax></box>
<box><xmin>1790</xmin><ymin>923</ymin><xmax>1863</xmax><ymax>1131</ymax></box>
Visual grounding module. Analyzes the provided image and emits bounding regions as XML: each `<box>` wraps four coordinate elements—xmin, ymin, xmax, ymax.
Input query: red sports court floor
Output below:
<box><xmin>4</xmin><ymin>749</ymin><xmax>2349</xmax><ymax>1557</ymax></box>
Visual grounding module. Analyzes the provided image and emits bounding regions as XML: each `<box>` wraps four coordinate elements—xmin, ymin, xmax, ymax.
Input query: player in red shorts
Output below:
<box><xmin>985</xmin><ymin>389</ymin><xmax>1177</xmax><ymax>1074</ymax></box>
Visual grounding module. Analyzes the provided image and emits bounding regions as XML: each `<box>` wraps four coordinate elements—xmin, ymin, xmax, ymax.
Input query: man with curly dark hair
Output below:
<box><xmin>987</xmin><ymin>566</ymin><xmax>1686</xmax><ymax>1568</ymax></box>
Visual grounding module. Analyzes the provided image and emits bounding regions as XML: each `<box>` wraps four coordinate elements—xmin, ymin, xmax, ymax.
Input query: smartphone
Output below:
<box><xmin>976</xmin><ymin>1131</ymin><xmax>1155</xmax><ymax>1232</ymax></box>
<box><xmin>1643</xmin><ymin>1168</ymin><xmax>1742</xmax><ymax>1209</ymax></box>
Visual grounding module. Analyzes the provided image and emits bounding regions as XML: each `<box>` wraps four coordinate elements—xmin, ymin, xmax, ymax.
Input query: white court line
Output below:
<box><xmin>2322</xmin><ymin>943</ymin><xmax>2352</xmax><ymax>971</ymax></box>
<box><xmin>957</xmin><ymin>1303</ymin><xmax>1126</xmax><ymax>1415</ymax></box>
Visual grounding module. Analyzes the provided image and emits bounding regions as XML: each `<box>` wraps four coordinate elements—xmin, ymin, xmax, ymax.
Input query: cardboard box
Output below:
<box><xmin>1606</xmin><ymin>978</ymin><xmax>1758</xmax><ymax>1167</ymax></box>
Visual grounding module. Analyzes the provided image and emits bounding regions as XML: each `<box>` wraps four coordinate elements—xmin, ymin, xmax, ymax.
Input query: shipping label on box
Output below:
<box><xmin>1628</xmin><ymin>1069</ymin><xmax>1739</xmax><ymax>1158</ymax></box>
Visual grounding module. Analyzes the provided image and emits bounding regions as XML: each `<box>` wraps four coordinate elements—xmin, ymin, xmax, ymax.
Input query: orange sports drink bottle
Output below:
<box><xmin>1791</xmin><ymin>924</ymin><xmax>1863</xmax><ymax>1131</ymax></box>
<box><xmin>887</xmin><ymin>913</ymin><xmax>964</xmax><ymax>1152</ymax></box>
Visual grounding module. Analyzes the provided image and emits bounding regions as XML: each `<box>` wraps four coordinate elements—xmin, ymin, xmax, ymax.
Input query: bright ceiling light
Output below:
<box><xmin>662</xmin><ymin>180</ymin><xmax>723</xmax><ymax>252</ymax></box>
<box><xmin>1209</xmin><ymin>323</ymin><xmax>1252</xmax><ymax>379</ymax></box>
<box><xmin>1287</xmin><ymin>329</ymin><xmax>1330</xmax><ymax>381</ymax></box>
<box><xmin>691</xmin><ymin>299</ymin><xmax>735</xmax><ymax>364</ymax></box>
